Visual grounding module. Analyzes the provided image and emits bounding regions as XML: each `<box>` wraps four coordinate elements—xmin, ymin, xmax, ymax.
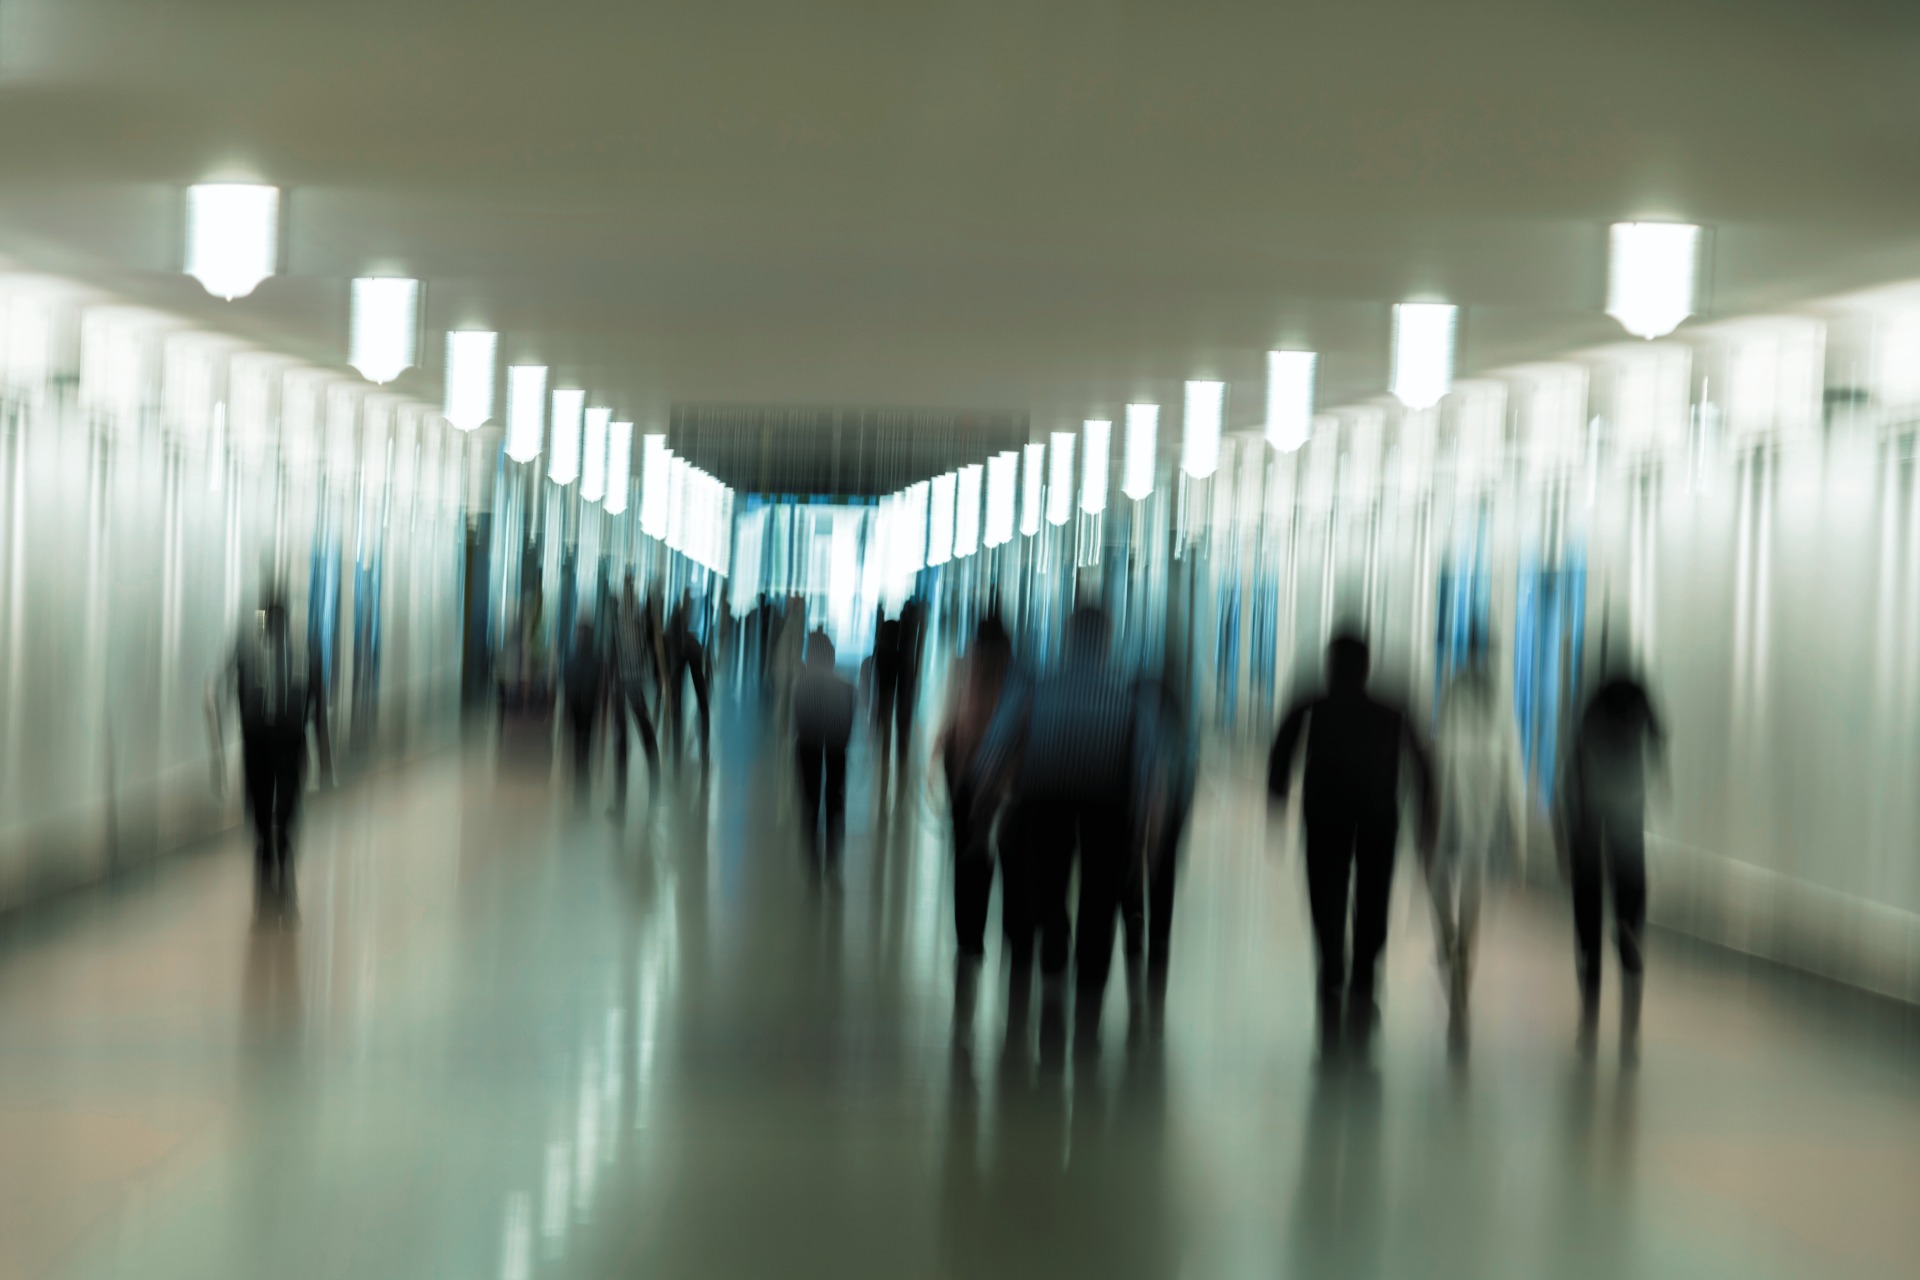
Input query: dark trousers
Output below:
<box><xmin>949</xmin><ymin>783</ymin><xmax>994</xmax><ymax>956</ymax></box>
<box><xmin>567</xmin><ymin>701</ymin><xmax>597</xmax><ymax>801</ymax></box>
<box><xmin>1304</xmin><ymin>815</ymin><xmax>1399</xmax><ymax>1006</ymax></box>
<box><xmin>1006</xmin><ymin>797</ymin><xmax>1131</xmax><ymax>994</ymax></box>
<box><xmin>1570</xmin><ymin>806</ymin><xmax>1647</xmax><ymax>998</ymax></box>
<box><xmin>795</xmin><ymin>741</ymin><xmax>847</xmax><ymax>863</ymax></box>
<box><xmin>242</xmin><ymin>731</ymin><xmax>304</xmax><ymax>884</ymax></box>
<box><xmin>1123</xmin><ymin>796</ymin><xmax>1188</xmax><ymax>969</ymax></box>
<box><xmin>612</xmin><ymin>682</ymin><xmax>660</xmax><ymax>803</ymax></box>
<box><xmin>668</xmin><ymin>659</ymin><xmax>711</xmax><ymax>759</ymax></box>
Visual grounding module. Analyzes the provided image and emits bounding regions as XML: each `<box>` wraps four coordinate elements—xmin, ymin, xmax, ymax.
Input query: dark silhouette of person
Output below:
<box><xmin>1268</xmin><ymin>632</ymin><xmax>1436</xmax><ymax>1059</ymax></box>
<box><xmin>870</xmin><ymin>614</ymin><xmax>904</xmax><ymax>778</ymax></box>
<box><xmin>608</xmin><ymin>574</ymin><xmax>661</xmax><ymax>815</ymax></box>
<box><xmin>792</xmin><ymin>630</ymin><xmax>856</xmax><ymax>874</ymax></box>
<box><xmin>932</xmin><ymin>614</ymin><xmax>1014</xmax><ymax>960</ymax></box>
<box><xmin>1559</xmin><ymin>666</ymin><xmax>1665</xmax><ymax>1063</ymax></box>
<box><xmin>972</xmin><ymin>606</ymin><xmax>1154</xmax><ymax>1045</ymax></box>
<box><xmin>563</xmin><ymin>617</ymin><xmax>605</xmax><ymax>805</ymax></box>
<box><xmin>208</xmin><ymin>591</ymin><xmax>331</xmax><ymax>912</ymax></box>
<box><xmin>664</xmin><ymin>590</ymin><xmax>711</xmax><ymax>763</ymax></box>
<box><xmin>1126</xmin><ymin>671</ymin><xmax>1197</xmax><ymax>980</ymax></box>
<box><xmin>893</xmin><ymin>597</ymin><xmax>927</xmax><ymax>769</ymax></box>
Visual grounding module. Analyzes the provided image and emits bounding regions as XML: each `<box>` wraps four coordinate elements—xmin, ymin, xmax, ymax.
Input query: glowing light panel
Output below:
<box><xmin>443</xmin><ymin>331</ymin><xmax>496</xmax><ymax>431</ymax></box>
<box><xmin>928</xmin><ymin>471</ymin><xmax>957</xmax><ymax>566</ymax></box>
<box><xmin>505</xmin><ymin>365</ymin><xmax>547</xmax><ymax>462</ymax></box>
<box><xmin>1021</xmin><ymin>442</ymin><xmax>1045</xmax><ymax>536</ymax></box>
<box><xmin>1047</xmin><ymin>432</ymin><xmax>1075</xmax><ymax>526</ymax></box>
<box><xmin>985</xmin><ymin>451</ymin><xmax>1017</xmax><ymax>547</ymax></box>
<box><xmin>1265</xmin><ymin>351</ymin><xmax>1316</xmax><ymax>452</ymax></box>
<box><xmin>582</xmin><ymin>407</ymin><xmax>610</xmax><ymax>501</ymax></box>
<box><xmin>605</xmin><ymin>422</ymin><xmax>633</xmax><ymax>514</ymax></box>
<box><xmin>1392</xmin><ymin>303</ymin><xmax>1457</xmax><ymax>410</ymax></box>
<box><xmin>549</xmin><ymin>389</ymin><xmax>584</xmax><ymax>485</ymax></box>
<box><xmin>1081</xmin><ymin>419</ymin><xmax>1111</xmax><ymax>514</ymax></box>
<box><xmin>349</xmin><ymin>278</ymin><xmax>419</xmax><ymax>383</ymax></box>
<box><xmin>1123</xmin><ymin>404</ymin><xmax>1157</xmax><ymax>500</ymax></box>
<box><xmin>641</xmin><ymin>434</ymin><xmax>668</xmax><ymax>537</ymax></box>
<box><xmin>1608</xmin><ymin>222</ymin><xmax>1701</xmax><ymax>340</ymax></box>
<box><xmin>955</xmin><ymin>464</ymin><xmax>983</xmax><ymax>557</ymax></box>
<box><xmin>186</xmin><ymin>184</ymin><xmax>278</xmax><ymax>300</ymax></box>
<box><xmin>1181</xmin><ymin>382</ymin><xmax>1224</xmax><ymax>479</ymax></box>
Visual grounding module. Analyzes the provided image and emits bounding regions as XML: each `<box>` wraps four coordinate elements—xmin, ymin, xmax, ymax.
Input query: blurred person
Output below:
<box><xmin>563</xmin><ymin>617</ymin><xmax>606</xmax><ymax>805</ymax></box>
<box><xmin>207</xmin><ymin>589</ymin><xmax>332</xmax><ymax>913</ymax></box>
<box><xmin>972</xmin><ymin>606</ymin><xmax>1155</xmax><ymax>1043</ymax></box>
<box><xmin>1428</xmin><ymin>659</ymin><xmax>1527</xmax><ymax>1047</ymax></box>
<box><xmin>792</xmin><ymin>629</ymin><xmax>856</xmax><ymax>875</ymax></box>
<box><xmin>931</xmin><ymin>614</ymin><xmax>1014</xmax><ymax>961</ymax></box>
<box><xmin>871</xmin><ymin>614</ymin><xmax>904</xmax><ymax>780</ymax></box>
<box><xmin>771</xmin><ymin>594</ymin><xmax>807</xmax><ymax>733</ymax></box>
<box><xmin>1126</xmin><ymin>671</ymin><xmax>1198</xmax><ymax>981</ymax></box>
<box><xmin>608</xmin><ymin>574</ymin><xmax>661</xmax><ymax>816</ymax></box>
<box><xmin>1268</xmin><ymin>633</ymin><xmax>1437</xmax><ymax>1060</ymax></box>
<box><xmin>1559</xmin><ymin>664</ymin><xmax>1666</xmax><ymax>1064</ymax></box>
<box><xmin>894</xmin><ymin>596</ymin><xmax>927</xmax><ymax>769</ymax></box>
<box><xmin>664</xmin><ymin>590</ymin><xmax>712</xmax><ymax>763</ymax></box>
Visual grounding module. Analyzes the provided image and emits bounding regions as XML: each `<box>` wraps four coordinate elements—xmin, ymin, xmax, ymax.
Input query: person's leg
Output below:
<box><xmin>794</xmin><ymin>743</ymin><xmax>824</xmax><ymax>861</ymax></box>
<box><xmin>1569</xmin><ymin>816</ymin><xmax>1605</xmax><ymax>1003</ymax></box>
<box><xmin>1609</xmin><ymin>812</ymin><xmax>1648</xmax><ymax>1060</ymax></box>
<box><xmin>1302</xmin><ymin>821</ymin><xmax>1355</xmax><ymax>1000</ymax></box>
<box><xmin>999</xmin><ymin>803</ymin><xmax>1038</xmax><ymax>969</ymax></box>
<box><xmin>823</xmin><ymin>745</ymin><xmax>847</xmax><ymax>864</ymax></box>
<box><xmin>570</xmin><ymin>707</ymin><xmax>594</xmax><ymax>803</ymax></box>
<box><xmin>271</xmin><ymin>743</ymin><xmax>304</xmax><ymax>901</ymax></box>
<box><xmin>1347</xmin><ymin>817</ymin><xmax>1400</xmax><ymax>1025</ymax></box>
<box><xmin>628</xmin><ymin>686</ymin><xmax>661</xmax><ymax>778</ymax></box>
<box><xmin>689</xmin><ymin>662</ymin><xmax>711</xmax><ymax>760</ymax></box>
<box><xmin>1072</xmin><ymin>805</ymin><xmax>1129</xmax><ymax>1017</ymax></box>
<box><xmin>1427</xmin><ymin>848</ymin><xmax>1459</xmax><ymax>970</ymax></box>
<box><xmin>951</xmin><ymin>789</ymin><xmax>992</xmax><ymax>957</ymax></box>
<box><xmin>242</xmin><ymin>736</ymin><xmax>275</xmax><ymax>888</ymax></box>
<box><xmin>1147</xmin><ymin>795</ymin><xmax>1187</xmax><ymax>971</ymax></box>
<box><xmin>1031</xmin><ymin>803</ymin><xmax>1078</xmax><ymax>979</ymax></box>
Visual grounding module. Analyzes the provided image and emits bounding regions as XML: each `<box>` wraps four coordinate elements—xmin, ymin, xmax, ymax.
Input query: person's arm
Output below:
<box><xmin>1267</xmin><ymin>701</ymin><xmax>1310</xmax><ymax>803</ymax></box>
<box><xmin>1402</xmin><ymin>714</ymin><xmax>1440</xmax><ymax>864</ymax></box>
<box><xmin>965</xmin><ymin>674</ymin><xmax>1030</xmax><ymax>820</ymax></box>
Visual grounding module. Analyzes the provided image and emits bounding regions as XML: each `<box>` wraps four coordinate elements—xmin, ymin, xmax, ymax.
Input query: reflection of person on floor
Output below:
<box><xmin>972</xmin><ymin>606</ymin><xmax>1155</xmax><ymax>1045</ymax></box>
<box><xmin>1558</xmin><ymin>666</ymin><xmax>1665</xmax><ymax>1063</ymax></box>
<box><xmin>931</xmin><ymin>614</ymin><xmax>1014</xmax><ymax>960</ymax></box>
<box><xmin>208</xmin><ymin>590</ymin><xmax>331</xmax><ymax>914</ymax></box>
<box><xmin>1428</xmin><ymin>659</ymin><xmax>1526</xmax><ymax>1048</ymax></box>
<box><xmin>563</xmin><ymin>618</ymin><xmax>605</xmax><ymax>806</ymax></box>
<box><xmin>1268</xmin><ymin>632</ymin><xmax>1436</xmax><ymax>1060</ymax></box>
<box><xmin>792</xmin><ymin>630</ymin><xmax>856</xmax><ymax>874</ymax></box>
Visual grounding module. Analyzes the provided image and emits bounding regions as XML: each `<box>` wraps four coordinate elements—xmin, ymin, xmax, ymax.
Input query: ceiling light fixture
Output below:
<box><xmin>1182</xmin><ymin>382</ymin><xmax>1225</xmax><ymax>479</ymax></box>
<box><xmin>1123</xmin><ymin>405</ymin><xmax>1158</xmax><ymax>500</ymax></box>
<box><xmin>582</xmin><ymin>407</ymin><xmax>610</xmax><ymax>502</ymax></box>
<box><xmin>1047</xmin><ymin>432</ymin><xmax>1075</xmax><ymax>526</ymax></box>
<box><xmin>928</xmin><ymin>471</ymin><xmax>957</xmax><ymax>567</ymax></box>
<box><xmin>606</xmin><ymin>422</ymin><xmax>633</xmax><ymax>514</ymax></box>
<box><xmin>642</xmin><ymin>435</ymin><xmax>669</xmax><ymax>537</ymax></box>
<box><xmin>185</xmin><ymin>183</ymin><xmax>279</xmax><ymax>300</ymax></box>
<box><xmin>1265</xmin><ymin>351</ymin><xmax>1316</xmax><ymax>452</ymax></box>
<box><xmin>1021</xmin><ymin>442</ymin><xmax>1045</xmax><ymax>536</ymax></box>
<box><xmin>955</xmin><ymin>464</ymin><xmax>983</xmax><ymax>558</ymax></box>
<box><xmin>504</xmin><ymin>365</ymin><xmax>547</xmax><ymax>462</ymax></box>
<box><xmin>549</xmin><ymin>389</ymin><xmax>584</xmax><ymax>485</ymax></box>
<box><xmin>1081</xmin><ymin>419</ymin><xmax>1112</xmax><ymax>514</ymax></box>
<box><xmin>1608</xmin><ymin>221</ymin><xmax>1701</xmax><ymax>340</ymax></box>
<box><xmin>349</xmin><ymin>278</ymin><xmax>420</xmax><ymax>384</ymax></box>
<box><xmin>1392</xmin><ymin>302</ymin><xmax>1457</xmax><ymax>410</ymax></box>
<box><xmin>443</xmin><ymin>331</ymin><xmax>496</xmax><ymax>431</ymax></box>
<box><xmin>985</xmin><ymin>451</ymin><xmax>1017</xmax><ymax>547</ymax></box>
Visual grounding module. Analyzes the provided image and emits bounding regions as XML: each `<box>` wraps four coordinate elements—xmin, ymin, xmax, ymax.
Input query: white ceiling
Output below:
<box><xmin>1</xmin><ymin>0</ymin><xmax>1917</xmax><ymax>438</ymax></box>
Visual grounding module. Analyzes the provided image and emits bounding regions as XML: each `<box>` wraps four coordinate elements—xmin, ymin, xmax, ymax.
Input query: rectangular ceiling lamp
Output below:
<box><xmin>1081</xmin><ymin>419</ymin><xmax>1111</xmax><ymax>513</ymax></box>
<box><xmin>549</xmin><ymin>389</ymin><xmax>584</xmax><ymax>485</ymax></box>
<box><xmin>905</xmin><ymin>480</ymin><xmax>931</xmax><ymax>570</ymax></box>
<box><xmin>606</xmin><ymin>421</ymin><xmax>633</xmax><ymax>514</ymax></box>
<box><xmin>349</xmin><ymin>278</ymin><xmax>420</xmax><ymax>384</ymax></box>
<box><xmin>1391</xmin><ymin>302</ymin><xmax>1457</xmax><ymax>410</ymax></box>
<box><xmin>1181</xmin><ymin>382</ymin><xmax>1225</xmax><ymax>479</ymax></box>
<box><xmin>928</xmin><ymin>471</ymin><xmax>957</xmax><ymax>566</ymax></box>
<box><xmin>1021</xmin><ymin>441</ymin><xmax>1045</xmax><ymax>535</ymax></box>
<box><xmin>954</xmin><ymin>463</ymin><xmax>983</xmax><ymax>557</ymax></box>
<box><xmin>1123</xmin><ymin>404</ymin><xmax>1158</xmax><ymax>499</ymax></box>
<box><xmin>505</xmin><ymin>365</ymin><xmax>547</xmax><ymax>462</ymax></box>
<box><xmin>667</xmin><ymin>455</ymin><xmax>689</xmax><ymax>553</ymax></box>
<box><xmin>444</xmin><ymin>331</ymin><xmax>496</xmax><ymax>431</ymax></box>
<box><xmin>985</xmin><ymin>450</ymin><xmax>1017</xmax><ymax>547</ymax></box>
<box><xmin>186</xmin><ymin>183</ymin><xmax>278</xmax><ymax>300</ymax></box>
<box><xmin>1265</xmin><ymin>351</ymin><xmax>1316</xmax><ymax>452</ymax></box>
<box><xmin>641</xmin><ymin>434</ymin><xmax>669</xmax><ymax>537</ymax></box>
<box><xmin>1608</xmin><ymin>222</ymin><xmax>1701</xmax><ymax>340</ymax></box>
<box><xmin>582</xmin><ymin>407</ymin><xmax>610</xmax><ymax>501</ymax></box>
<box><xmin>1047</xmin><ymin>431</ymin><xmax>1075</xmax><ymax>526</ymax></box>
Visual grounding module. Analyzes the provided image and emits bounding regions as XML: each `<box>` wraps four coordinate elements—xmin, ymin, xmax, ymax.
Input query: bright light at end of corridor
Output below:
<box><xmin>549</xmin><ymin>390</ymin><xmax>585</xmax><ymax>485</ymax></box>
<box><xmin>1123</xmin><ymin>404</ymin><xmax>1158</xmax><ymax>500</ymax></box>
<box><xmin>1021</xmin><ymin>442</ymin><xmax>1045</xmax><ymax>536</ymax></box>
<box><xmin>349</xmin><ymin>278</ymin><xmax>421</xmax><ymax>384</ymax></box>
<box><xmin>1265</xmin><ymin>351</ymin><xmax>1316</xmax><ymax>452</ymax></box>
<box><xmin>605</xmin><ymin>422</ymin><xmax>633</xmax><ymax>514</ymax></box>
<box><xmin>1392</xmin><ymin>302</ymin><xmax>1457</xmax><ymax>410</ymax></box>
<box><xmin>1181</xmin><ymin>382</ymin><xmax>1224</xmax><ymax>479</ymax></box>
<box><xmin>185</xmin><ymin>183</ymin><xmax>279</xmax><ymax>300</ymax></box>
<box><xmin>505</xmin><ymin>366</ymin><xmax>548</xmax><ymax>462</ymax></box>
<box><xmin>443</xmin><ymin>331</ymin><xmax>497</xmax><ymax>431</ymax></box>
<box><xmin>1081</xmin><ymin>420</ymin><xmax>1111</xmax><ymax>514</ymax></box>
<box><xmin>1608</xmin><ymin>221</ymin><xmax>1701</xmax><ymax>340</ymax></box>
<box><xmin>1047</xmin><ymin>432</ymin><xmax>1075</xmax><ymax>526</ymax></box>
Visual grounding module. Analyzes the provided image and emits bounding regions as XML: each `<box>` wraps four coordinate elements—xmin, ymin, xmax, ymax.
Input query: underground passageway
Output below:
<box><xmin>0</xmin><ymin>704</ymin><xmax>1915</xmax><ymax>1280</ymax></box>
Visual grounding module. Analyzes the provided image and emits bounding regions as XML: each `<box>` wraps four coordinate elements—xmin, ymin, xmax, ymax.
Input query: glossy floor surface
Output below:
<box><xmin>2</xmin><ymin>699</ymin><xmax>1917</xmax><ymax>1280</ymax></box>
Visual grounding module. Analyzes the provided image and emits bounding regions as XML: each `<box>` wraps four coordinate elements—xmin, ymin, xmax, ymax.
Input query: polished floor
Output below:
<box><xmin>1</xmin><ymin>698</ymin><xmax>1916</xmax><ymax>1280</ymax></box>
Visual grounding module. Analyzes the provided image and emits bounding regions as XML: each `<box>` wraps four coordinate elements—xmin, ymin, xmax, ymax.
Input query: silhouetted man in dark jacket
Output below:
<box><xmin>1269</xmin><ymin>633</ymin><xmax>1436</xmax><ymax>1057</ymax></box>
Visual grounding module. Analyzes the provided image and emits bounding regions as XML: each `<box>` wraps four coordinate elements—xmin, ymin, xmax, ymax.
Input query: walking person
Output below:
<box><xmin>1268</xmin><ymin>632</ymin><xmax>1437</xmax><ymax>1061</ymax></box>
<box><xmin>608</xmin><ymin>575</ymin><xmax>662</xmax><ymax>816</ymax></box>
<box><xmin>931</xmin><ymin>614</ymin><xmax>1014</xmax><ymax>961</ymax></box>
<box><xmin>664</xmin><ymin>591</ymin><xmax>712</xmax><ymax>764</ymax></box>
<box><xmin>207</xmin><ymin>588</ymin><xmax>332</xmax><ymax>915</ymax></box>
<box><xmin>792</xmin><ymin>630</ymin><xmax>856</xmax><ymax>877</ymax></box>
<box><xmin>562</xmin><ymin>617</ymin><xmax>606</xmax><ymax>806</ymax></box>
<box><xmin>1126</xmin><ymin>671</ymin><xmax>1198</xmax><ymax>982</ymax></box>
<box><xmin>1427</xmin><ymin>659</ymin><xmax>1526</xmax><ymax>1050</ymax></box>
<box><xmin>1559</xmin><ymin>663</ymin><xmax>1666</xmax><ymax>1064</ymax></box>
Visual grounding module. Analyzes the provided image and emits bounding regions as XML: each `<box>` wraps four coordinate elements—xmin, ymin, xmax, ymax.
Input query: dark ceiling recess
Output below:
<box><xmin>668</xmin><ymin>405</ymin><xmax>1029</xmax><ymax>498</ymax></box>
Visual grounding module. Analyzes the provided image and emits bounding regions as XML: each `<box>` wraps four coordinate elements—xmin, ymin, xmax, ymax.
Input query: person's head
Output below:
<box><xmin>806</xmin><ymin>630</ymin><xmax>835</xmax><ymax>669</ymax></box>
<box><xmin>1065</xmin><ymin>605</ymin><xmax>1110</xmax><ymax>659</ymax></box>
<box><xmin>1326</xmin><ymin>632</ymin><xmax>1370</xmax><ymax>691</ymax></box>
<box><xmin>261</xmin><ymin>591</ymin><xmax>288</xmax><ymax>635</ymax></box>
